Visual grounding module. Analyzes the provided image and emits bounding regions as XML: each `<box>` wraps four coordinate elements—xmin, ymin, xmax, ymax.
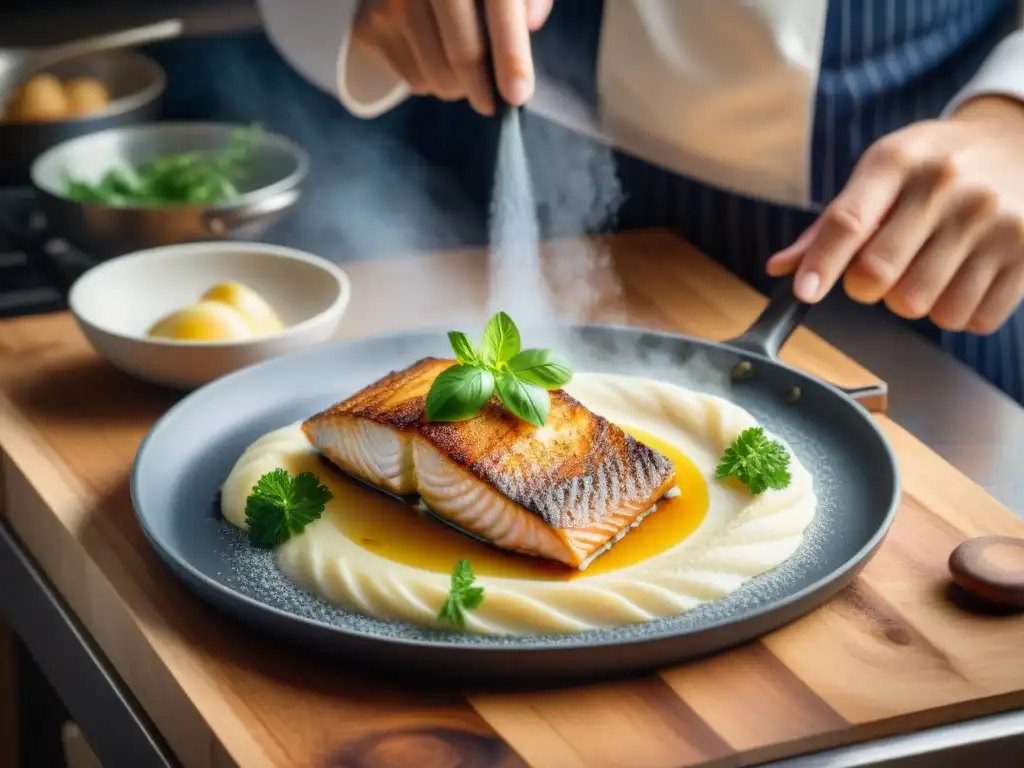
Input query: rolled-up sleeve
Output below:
<box><xmin>944</xmin><ymin>28</ymin><xmax>1024</xmax><ymax>115</ymax></box>
<box><xmin>256</xmin><ymin>0</ymin><xmax>410</xmax><ymax>118</ymax></box>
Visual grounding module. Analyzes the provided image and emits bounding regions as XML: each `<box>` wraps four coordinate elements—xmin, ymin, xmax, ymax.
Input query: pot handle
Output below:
<box><xmin>27</xmin><ymin>19</ymin><xmax>184</xmax><ymax>69</ymax></box>
<box><xmin>727</xmin><ymin>277</ymin><xmax>888</xmax><ymax>409</ymax></box>
<box><xmin>203</xmin><ymin>188</ymin><xmax>301</xmax><ymax>236</ymax></box>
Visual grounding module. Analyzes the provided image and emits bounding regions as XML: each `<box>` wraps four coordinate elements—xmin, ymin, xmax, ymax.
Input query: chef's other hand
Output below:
<box><xmin>766</xmin><ymin>95</ymin><xmax>1024</xmax><ymax>335</ymax></box>
<box><xmin>352</xmin><ymin>0</ymin><xmax>553</xmax><ymax>115</ymax></box>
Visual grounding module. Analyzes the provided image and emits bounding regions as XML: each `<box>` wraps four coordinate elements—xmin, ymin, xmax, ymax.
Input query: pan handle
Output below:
<box><xmin>728</xmin><ymin>277</ymin><xmax>888</xmax><ymax>410</ymax></box>
<box><xmin>727</xmin><ymin>277</ymin><xmax>809</xmax><ymax>359</ymax></box>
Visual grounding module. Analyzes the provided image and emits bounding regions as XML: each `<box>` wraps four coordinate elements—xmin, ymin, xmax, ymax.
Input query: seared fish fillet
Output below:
<box><xmin>302</xmin><ymin>358</ymin><xmax>676</xmax><ymax>568</ymax></box>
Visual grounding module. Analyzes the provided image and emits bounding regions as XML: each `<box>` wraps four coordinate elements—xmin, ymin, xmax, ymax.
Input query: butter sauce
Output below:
<box><xmin>314</xmin><ymin>427</ymin><xmax>709</xmax><ymax>581</ymax></box>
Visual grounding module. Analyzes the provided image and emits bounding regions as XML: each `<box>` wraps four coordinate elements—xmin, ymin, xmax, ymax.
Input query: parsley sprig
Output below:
<box><xmin>438</xmin><ymin>560</ymin><xmax>485</xmax><ymax>629</ymax></box>
<box><xmin>425</xmin><ymin>312</ymin><xmax>573</xmax><ymax>427</ymax></box>
<box><xmin>244</xmin><ymin>468</ymin><xmax>333</xmax><ymax>548</ymax></box>
<box><xmin>715</xmin><ymin>427</ymin><xmax>792</xmax><ymax>495</ymax></box>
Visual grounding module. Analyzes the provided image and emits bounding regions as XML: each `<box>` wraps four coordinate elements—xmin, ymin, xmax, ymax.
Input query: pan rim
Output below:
<box><xmin>131</xmin><ymin>322</ymin><xmax>902</xmax><ymax>654</ymax></box>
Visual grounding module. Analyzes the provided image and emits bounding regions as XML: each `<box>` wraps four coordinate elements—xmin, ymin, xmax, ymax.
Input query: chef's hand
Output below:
<box><xmin>766</xmin><ymin>95</ymin><xmax>1024</xmax><ymax>334</ymax></box>
<box><xmin>352</xmin><ymin>0</ymin><xmax>553</xmax><ymax>115</ymax></box>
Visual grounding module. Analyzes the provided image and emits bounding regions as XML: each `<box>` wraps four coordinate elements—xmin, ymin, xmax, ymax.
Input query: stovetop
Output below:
<box><xmin>0</xmin><ymin>187</ymin><xmax>100</xmax><ymax>319</ymax></box>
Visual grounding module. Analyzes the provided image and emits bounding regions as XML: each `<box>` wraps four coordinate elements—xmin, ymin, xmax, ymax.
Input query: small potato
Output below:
<box><xmin>64</xmin><ymin>77</ymin><xmax>110</xmax><ymax>117</ymax></box>
<box><xmin>6</xmin><ymin>73</ymin><xmax>70</xmax><ymax>122</ymax></box>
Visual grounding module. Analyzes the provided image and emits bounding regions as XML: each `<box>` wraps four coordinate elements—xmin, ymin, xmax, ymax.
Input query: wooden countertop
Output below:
<box><xmin>2</xmin><ymin>229</ymin><xmax>1023</xmax><ymax>768</ymax></box>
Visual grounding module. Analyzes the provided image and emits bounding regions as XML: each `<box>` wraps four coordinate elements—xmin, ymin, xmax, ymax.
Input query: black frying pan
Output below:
<box><xmin>130</xmin><ymin>282</ymin><xmax>901</xmax><ymax>686</ymax></box>
<box><xmin>131</xmin><ymin>13</ymin><xmax>900</xmax><ymax>685</ymax></box>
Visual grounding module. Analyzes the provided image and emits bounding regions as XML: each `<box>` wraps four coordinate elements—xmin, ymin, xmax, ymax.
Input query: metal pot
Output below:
<box><xmin>29</xmin><ymin>122</ymin><xmax>310</xmax><ymax>257</ymax></box>
<box><xmin>0</xmin><ymin>20</ymin><xmax>181</xmax><ymax>184</ymax></box>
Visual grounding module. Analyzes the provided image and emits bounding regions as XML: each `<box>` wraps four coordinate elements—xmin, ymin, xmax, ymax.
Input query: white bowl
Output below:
<box><xmin>69</xmin><ymin>241</ymin><xmax>351</xmax><ymax>389</ymax></box>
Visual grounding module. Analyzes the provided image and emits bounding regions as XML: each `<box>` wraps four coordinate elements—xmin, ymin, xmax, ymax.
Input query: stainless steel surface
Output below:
<box><xmin>0</xmin><ymin>519</ymin><xmax>178</xmax><ymax>768</ymax></box>
<box><xmin>769</xmin><ymin>710</ymin><xmax>1024</xmax><ymax>767</ymax></box>
<box><xmin>0</xmin><ymin>49</ymin><xmax>166</xmax><ymax>184</ymax></box>
<box><xmin>0</xmin><ymin>19</ymin><xmax>183</xmax><ymax>106</ymax></box>
<box><xmin>30</xmin><ymin>121</ymin><xmax>308</xmax><ymax>256</ymax></box>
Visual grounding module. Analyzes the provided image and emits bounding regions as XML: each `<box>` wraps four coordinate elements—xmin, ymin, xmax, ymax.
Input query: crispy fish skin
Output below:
<box><xmin>301</xmin><ymin>357</ymin><xmax>677</xmax><ymax>567</ymax></box>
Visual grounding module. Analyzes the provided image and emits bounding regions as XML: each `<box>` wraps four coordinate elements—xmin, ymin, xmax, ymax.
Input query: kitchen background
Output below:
<box><xmin>0</xmin><ymin>3</ymin><xmax>613</xmax><ymax>764</ymax></box>
<box><xmin>1</xmin><ymin>0</ymin><xmax>630</xmax><ymax>323</ymax></box>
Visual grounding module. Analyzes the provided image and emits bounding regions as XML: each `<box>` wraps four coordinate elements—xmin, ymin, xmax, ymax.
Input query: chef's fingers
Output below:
<box><xmin>968</xmin><ymin>262</ymin><xmax>1024</xmax><ymax>335</ymax></box>
<box><xmin>352</xmin><ymin>3</ymin><xmax>427</xmax><ymax>92</ymax></box>
<box><xmin>525</xmin><ymin>0</ymin><xmax>554</xmax><ymax>31</ymax></box>
<box><xmin>966</xmin><ymin>218</ymin><xmax>1024</xmax><ymax>334</ymax></box>
<box><xmin>431</xmin><ymin>0</ymin><xmax>495</xmax><ymax>115</ymax></box>
<box><xmin>374</xmin><ymin>24</ymin><xmax>428</xmax><ymax>93</ymax></box>
<box><xmin>843</xmin><ymin>162</ymin><xmax>956</xmax><ymax>305</ymax></box>
<box><xmin>883</xmin><ymin>193</ymin><xmax>990</xmax><ymax>320</ymax></box>
<box><xmin>404</xmin><ymin>2</ymin><xmax>462</xmax><ymax>99</ymax></box>
<box><xmin>926</xmin><ymin>216</ymin><xmax>1018</xmax><ymax>331</ymax></box>
<box><xmin>929</xmin><ymin>244</ymin><xmax>1004</xmax><ymax>332</ymax></box>
<box><xmin>884</xmin><ymin>205</ymin><xmax>987</xmax><ymax>323</ymax></box>
<box><xmin>765</xmin><ymin>217</ymin><xmax>824</xmax><ymax>277</ymax></box>
<box><xmin>485</xmin><ymin>0</ymin><xmax>534</xmax><ymax>105</ymax></box>
<box><xmin>792</xmin><ymin>139</ymin><xmax>911</xmax><ymax>303</ymax></box>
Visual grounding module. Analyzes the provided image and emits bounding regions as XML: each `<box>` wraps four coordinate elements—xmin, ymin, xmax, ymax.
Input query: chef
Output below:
<box><xmin>257</xmin><ymin>0</ymin><xmax>1024</xmax><ymax>404</ymax></box>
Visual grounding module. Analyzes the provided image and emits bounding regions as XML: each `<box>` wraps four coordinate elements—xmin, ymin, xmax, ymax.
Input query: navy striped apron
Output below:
<box><xmin>531</xmin><ymin>0</ymin><xmax>1024</xmax><ymax>404</ymax></box>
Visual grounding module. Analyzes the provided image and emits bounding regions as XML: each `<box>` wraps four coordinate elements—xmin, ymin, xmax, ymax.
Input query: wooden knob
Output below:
<box><xmin>948</xmin><ymin>536</ymin><xmax>1024</xmax><ymax>609</ymax></box>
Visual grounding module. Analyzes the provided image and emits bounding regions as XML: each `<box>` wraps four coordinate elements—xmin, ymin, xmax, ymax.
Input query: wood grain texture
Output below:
<box><xmin>0</xmin><ymin>229</ymin><xmax>1020</xmax><ymax>768</ymax></box>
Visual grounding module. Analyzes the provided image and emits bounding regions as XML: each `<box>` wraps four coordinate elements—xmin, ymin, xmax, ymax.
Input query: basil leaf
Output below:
<box><xmin>507</xmin><ymin>349</ymin><xmax>573</xmax><ymax>389</ymax></box>
<box><xmin>496</xmin><ymin>372</ymin><xmax>549</xmax><ymax>426</ymax></box>
<box><xmin>481</xmin><ymin>312</ymin><xmax>521</xmax><ymax>366</ymax></box>
<box><xmin>425</xmin><ymin>365</ymin><xmax>495</xmax><ymax>422</ymax></box>
<box><xmin>447</xmin><ymin>331</ymin><xmax>480</xmax><ymax>365</ymax></box>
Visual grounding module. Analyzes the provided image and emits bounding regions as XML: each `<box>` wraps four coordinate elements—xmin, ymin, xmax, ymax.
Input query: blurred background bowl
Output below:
<box><xmin>0</xmin><ymin>49</ymin><xmax>166</xmax><ymax>184</ymax></box>
<box><xmin>68</xmin><ymin>241</ymin><xmax>350</xmax><ymax>389</ymax></box>
<box><xmin>31</xmin><ymin>121</ymin><xmax>309</xmax><ymax>257</ymax></box>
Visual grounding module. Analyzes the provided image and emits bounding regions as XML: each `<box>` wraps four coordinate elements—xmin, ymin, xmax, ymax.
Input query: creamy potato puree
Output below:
<box><xmin>221</xmin><ymin>373</ymin><xmax>817</xmax><ymax>635</ymax></box>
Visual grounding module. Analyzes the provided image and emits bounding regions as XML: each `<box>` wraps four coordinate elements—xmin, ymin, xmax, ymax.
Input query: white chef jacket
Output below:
<box><xmin>255</xmin><ymin>0</ymin><xmax>1024</xmax><ymax>210</ymax></box>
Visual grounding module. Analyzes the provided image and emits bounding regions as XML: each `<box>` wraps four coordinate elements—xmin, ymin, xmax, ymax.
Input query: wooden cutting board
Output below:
<box><xmin>1</xmin><ymin>229</ymin><xmax>1023</xmax><ymax>768</ymax></box>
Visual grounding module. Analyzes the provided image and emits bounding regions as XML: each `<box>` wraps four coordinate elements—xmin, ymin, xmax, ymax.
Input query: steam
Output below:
<box><xmin>486</xmin><ymin>79</ymin><xmax>625</xmax><ymax>350</ymax></box>
<box><xmin>479</xmin><ymin>78</ymin><xmax>733</xmax><ymax>398</ymax></box>
<box><xmin>240</xmin><ymin>33</ymin><xmax>735</xmax><ymax>397</ymax></box>
<box><xmin>486</xmin><ymin>109</ymin><xmax>551</xmax><ymax>326</ymax></box>
<box><xmin>281</xmin><ymin>126</ymin><xmax>482</xmax><ymax>258</ymax></box>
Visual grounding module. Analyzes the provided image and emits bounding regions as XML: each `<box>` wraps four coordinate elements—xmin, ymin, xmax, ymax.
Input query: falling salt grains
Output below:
<box><xmin>486</xmin><ymin>109</ymin><xmax>556</xmax><ymax>332</ymax></box>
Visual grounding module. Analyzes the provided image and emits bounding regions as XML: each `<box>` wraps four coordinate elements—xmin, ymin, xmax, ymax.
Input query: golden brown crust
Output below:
<box><xmin>302</xmin><ymin>359</ymin><xmax>676</xmax><ymax>529</ymax></box>
<box><xmin>303</xmin><ymin>357</ymin><xmax>453</xmax><ymax>431</ymax></box>
<box><xmin>419</xmin><ymin>391</ymin><xmax>674</xmax><ymax>529</ymax></box>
